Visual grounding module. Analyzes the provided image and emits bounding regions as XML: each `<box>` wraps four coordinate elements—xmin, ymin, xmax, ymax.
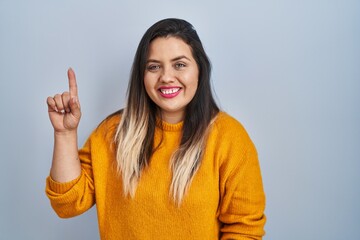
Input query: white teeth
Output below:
<box><xmin>160</xmin><ymin>88</ymin><xmax>180</xmax><ymax>95</ymax></box>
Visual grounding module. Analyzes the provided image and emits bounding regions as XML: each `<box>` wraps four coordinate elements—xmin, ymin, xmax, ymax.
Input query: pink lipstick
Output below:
<box><xmin>158</xmin><ymin>86</ymin><xmax>182</xmax><ymax>98</ymax></box>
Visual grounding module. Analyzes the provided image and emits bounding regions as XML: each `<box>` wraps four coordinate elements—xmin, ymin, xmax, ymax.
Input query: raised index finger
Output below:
<box><xmin>68</xmin><ymin>67</ymin><xmax>78</xmax><ymax>98</ymax></box>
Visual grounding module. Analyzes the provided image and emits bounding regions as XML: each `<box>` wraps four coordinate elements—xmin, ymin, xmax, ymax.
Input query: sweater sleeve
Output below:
<box><xmin>45</xmin><ymin>133</ymin><xmax>96</xmax><ymax>218</ymax></box>
<box><xmin>217</xmin><ymin>116</ymin><xmax>266</xmax><ymax>239</ymax></box>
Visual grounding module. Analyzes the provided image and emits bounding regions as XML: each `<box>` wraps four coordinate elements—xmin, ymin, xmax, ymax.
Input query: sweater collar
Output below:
<box><xmin>156</xmin><ymin>118</ymin><xmax>183</xmax><ymax>132</ymax></box>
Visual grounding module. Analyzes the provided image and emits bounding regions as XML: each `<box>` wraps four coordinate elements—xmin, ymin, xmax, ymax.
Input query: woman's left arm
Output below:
<box><xmin>218</xmin><ymin>132</ymin><xmax>266</xmax><ymax>240</ymax></box>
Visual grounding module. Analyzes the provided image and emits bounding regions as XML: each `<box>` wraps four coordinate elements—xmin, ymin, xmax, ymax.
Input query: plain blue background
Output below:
<box><xmin>0</xmin><ymin>0</ymin><xmax>359</xmax><ymax>239</ymax></box>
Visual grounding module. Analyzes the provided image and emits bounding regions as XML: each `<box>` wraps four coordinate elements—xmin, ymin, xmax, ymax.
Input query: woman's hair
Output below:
<box><xmin>114</xmin><ymin>18</ymin><xmax>219</xmax><ymax>205</ymax></box>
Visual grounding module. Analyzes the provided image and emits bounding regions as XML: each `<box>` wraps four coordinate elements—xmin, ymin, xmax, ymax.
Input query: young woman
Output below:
<box><xmin>46</xmin><ymin>18</ymin><xmax>266</xmax><ymax>239</ymax></box>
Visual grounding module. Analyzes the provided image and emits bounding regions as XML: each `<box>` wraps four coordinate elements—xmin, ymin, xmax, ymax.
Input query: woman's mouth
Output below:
<box><xmin>158</xmin><ymin>87</ymin><xmax>181</xmax><ymax>98</ymax></box>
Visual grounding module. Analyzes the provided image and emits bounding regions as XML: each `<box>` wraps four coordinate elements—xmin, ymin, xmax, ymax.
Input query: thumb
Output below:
<box><xmin>69</xmin><ymin>97</ymin><xmax>81</xmax><ymax>119</ymax></box>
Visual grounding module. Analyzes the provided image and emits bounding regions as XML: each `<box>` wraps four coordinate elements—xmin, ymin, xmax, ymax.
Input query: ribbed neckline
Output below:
<box><xmin>156</xmin><ymin>118</ymin><xmax>183</xmax><ymax>132</ymax></box>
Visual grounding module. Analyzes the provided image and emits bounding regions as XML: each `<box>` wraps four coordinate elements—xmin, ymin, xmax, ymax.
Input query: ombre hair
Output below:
<box><xmin>114</xmin><ymin>18</ymin><xmax>219</xmax><ymax>205</ymax></box>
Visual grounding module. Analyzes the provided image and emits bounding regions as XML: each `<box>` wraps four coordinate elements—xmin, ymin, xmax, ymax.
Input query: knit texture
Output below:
<box><xmin>46</xmin><ymin>112</ymin><xmax>266</xmax><ymax>239</ymax></box>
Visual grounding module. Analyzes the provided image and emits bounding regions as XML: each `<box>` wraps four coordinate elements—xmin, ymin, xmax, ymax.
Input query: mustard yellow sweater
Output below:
<box><xmin>46</xmin><ymin>112</ymin><xmax>266</xmax><ymax>239</ymax></box>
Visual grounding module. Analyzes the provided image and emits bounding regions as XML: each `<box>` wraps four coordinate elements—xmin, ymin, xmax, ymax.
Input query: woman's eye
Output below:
<box><xmin>175</xmin><ymin>63</ymin><xmax>186</xmax><ymax>69</ymax></box>
<box><xmin>147</xmin><ymin>65</ymin><xmax>160</xmax><ymax>71</ymax></box>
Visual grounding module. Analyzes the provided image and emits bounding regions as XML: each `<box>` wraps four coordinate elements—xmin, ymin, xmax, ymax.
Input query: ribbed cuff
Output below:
<box><xmin>46</xmin><ymin>174</ymin><xmax>82</xmax><ymax>194</ymax></box>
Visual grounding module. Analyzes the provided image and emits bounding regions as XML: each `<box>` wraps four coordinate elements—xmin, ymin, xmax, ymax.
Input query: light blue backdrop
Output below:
<box><xmin>0</xmin><ymin>0</ymin><xmax>359</xmax><ymax>239</ymax></box>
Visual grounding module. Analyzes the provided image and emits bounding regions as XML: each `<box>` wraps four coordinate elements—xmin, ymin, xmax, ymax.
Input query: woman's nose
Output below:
<box><xmin>160</xmin><ymin>66</ymin><xmax>175</xmax><ymax>83</ymax></box>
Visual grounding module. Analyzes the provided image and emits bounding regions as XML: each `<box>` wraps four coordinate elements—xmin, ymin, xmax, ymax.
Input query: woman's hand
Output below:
<box><xmin>47</xmin><ymin>68</ymin><xmax>81</xmax><ymax>133</ymax></box>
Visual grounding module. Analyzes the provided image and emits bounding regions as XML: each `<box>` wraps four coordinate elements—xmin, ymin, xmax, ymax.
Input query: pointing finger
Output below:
<box><xmin>69</xmin><ymin>97</ymin><xmax>81</xmax><ymax>119</ymax></box>
<box><xmin>68</xmin><ymin>67</ymin><xmax>78</xmax><ymax>98</ymax></box>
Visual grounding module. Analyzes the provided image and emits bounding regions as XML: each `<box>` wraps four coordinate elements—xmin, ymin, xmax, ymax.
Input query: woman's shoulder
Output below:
<box><xmin>214</xmin><ymin>112</ymin><xmax>246</xmax><ymax>131</ymax></box>
<box><xmin>93</xmin><ymin>110</ymin><xmax>122</xmax><ymax>137</ymax></box>
<box><xmin>212</xmin><ymin>111</ymin><xmax>253</xmax><ymax>144</ymax></box>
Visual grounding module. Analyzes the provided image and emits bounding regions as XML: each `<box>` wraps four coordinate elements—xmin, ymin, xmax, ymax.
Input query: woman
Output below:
<box><xmin>46</xmin><ymin>18</ymin><xmax>266</xmax><ymax>239</ymax></box>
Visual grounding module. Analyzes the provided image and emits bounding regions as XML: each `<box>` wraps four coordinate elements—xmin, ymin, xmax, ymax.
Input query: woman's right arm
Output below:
<box><xmin>46</xmin><ymin>68</ymin><xmax>82</xmax><ymax>183</ymax></box>
<box><xmin>46</xmin><ymin>68</ymin><xmax>96</xmax><ymax>218</ymax></box>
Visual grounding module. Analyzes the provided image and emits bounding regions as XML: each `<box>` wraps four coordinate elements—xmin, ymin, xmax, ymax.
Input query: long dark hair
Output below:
<box><xmin>114</xmin><ymin>18</ymin><xmax>219</xmax><ymax>204</ymax></box>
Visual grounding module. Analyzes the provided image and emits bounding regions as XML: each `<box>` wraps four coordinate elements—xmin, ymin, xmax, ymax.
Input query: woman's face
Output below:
<box><xmin>144</xmin><ymin>37</ymin><xmax>199</xmax><ymax>124</ymax></box>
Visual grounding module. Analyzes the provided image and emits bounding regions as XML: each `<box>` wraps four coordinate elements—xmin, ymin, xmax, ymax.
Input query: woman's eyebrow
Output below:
<box><xmin>171</xmin><ymin>55</ymin><xmax>191</xmax><ymax>62</ymax></box>
<box><xmin>146</xmin><ymin>55</ymin><xmax>191</xmax><ymax>63</ymax></box>
<box><xmin>146</xmin><ymin>59</ymin><xmax>161</xmax><ymax>63</ymax></box>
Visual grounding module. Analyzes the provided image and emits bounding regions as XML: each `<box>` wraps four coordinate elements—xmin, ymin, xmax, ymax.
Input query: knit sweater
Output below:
<box><xmin>46</xmin><ymin>112</ymin><xmax>266</xmax><ymax>239</ymax></box>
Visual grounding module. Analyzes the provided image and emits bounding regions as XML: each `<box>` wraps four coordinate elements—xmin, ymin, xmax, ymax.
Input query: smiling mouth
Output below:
<box><xmin>159</xmin><ymin>88</ymin><xmax>181</xmax><ymax>95</ymax></box>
